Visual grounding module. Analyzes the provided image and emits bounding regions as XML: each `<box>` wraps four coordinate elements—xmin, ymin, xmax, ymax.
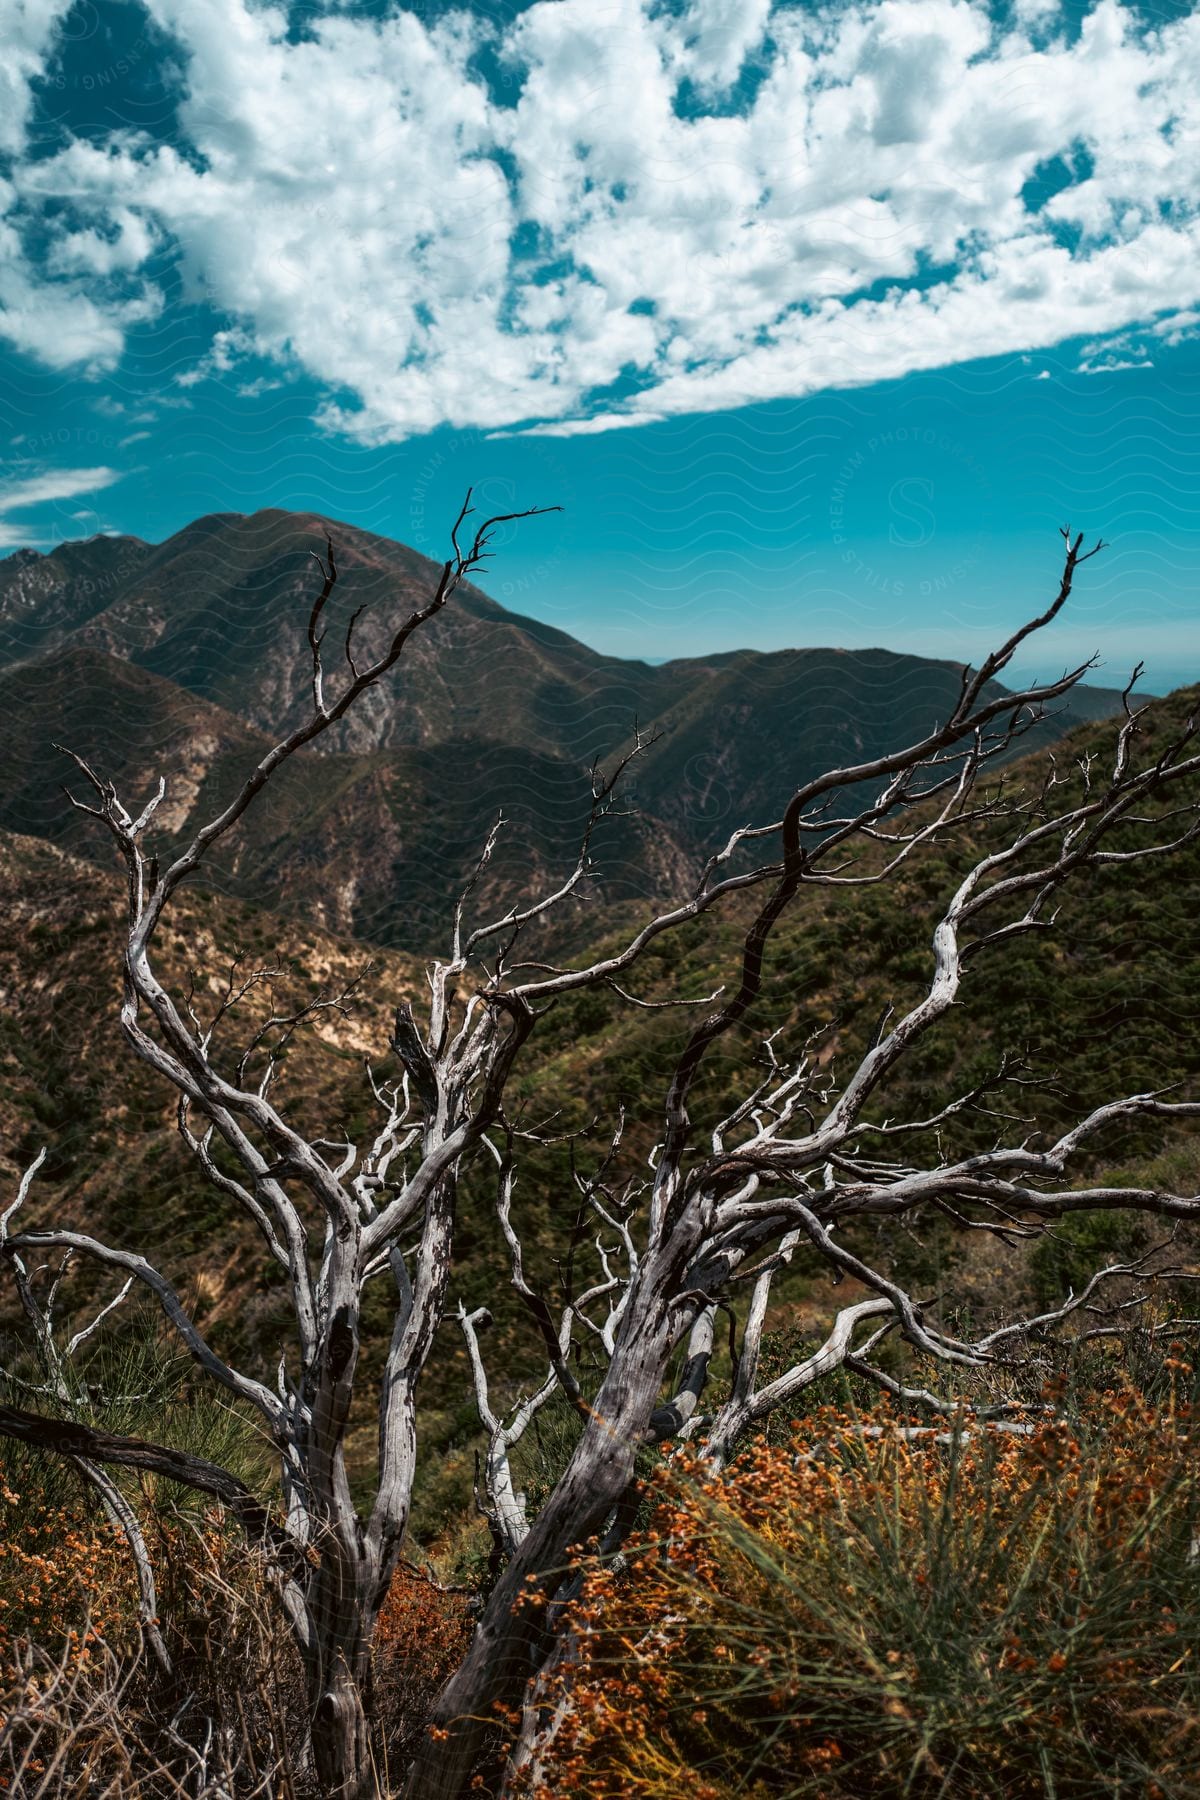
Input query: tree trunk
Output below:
<box><xmin>310</xmin><ymin>1641</ymin><xmax>378</xmax><ymax>1800</ymax></box>
<box><xmin>305</xmin><ymin>1519</ymin><xmax>384</xmax><ymax>1800</ymax></box>
<box><xmin>404</xmin><ymin>1301</ymin><xmax>677</xmax><ymax>1799</ymax></box>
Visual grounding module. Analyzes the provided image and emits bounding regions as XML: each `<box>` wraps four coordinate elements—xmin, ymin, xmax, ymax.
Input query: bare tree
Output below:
<box><xmin>3</xmin><ymin>507</ymin><xmax>1200</xmax><ymax>1800</ymax></box>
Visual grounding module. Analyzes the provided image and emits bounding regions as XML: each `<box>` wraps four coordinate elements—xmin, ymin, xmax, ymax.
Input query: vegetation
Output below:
<box><xmin>0</xmin><ymin>1330</ymin><xmax>470</xmax><ymax>1798</ymax></box>
<box><xmin>7</xmin><ymin>1350</ymin><xmax>1200</xmax><ymax>1798</ymax></box>
<box><xmin>523</xmin><ymin>1347</ymin><xmax>1200</xmax><ymax>1799</ymax></box>
<box><xmin>1</xmin><ymin>513</ymin><xmax>1198</xmax><ymax>1797</ymax></box>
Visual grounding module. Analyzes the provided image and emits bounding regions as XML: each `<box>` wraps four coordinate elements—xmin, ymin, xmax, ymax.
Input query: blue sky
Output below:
<box><xmin>2</xmin><ymin>0</ymin><xmax>1199</xmax><ymax>691</ymax></box>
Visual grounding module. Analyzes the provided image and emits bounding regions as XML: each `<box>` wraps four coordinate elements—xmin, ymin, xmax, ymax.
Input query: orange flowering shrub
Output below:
<box><xmin>0</xmin><ymin>1471</ymin><xmax>144</xmax><ymax>1796</ymax></box>
<box><xmin>374</xmin><ymin>1561</ymin><xmax>473</xmax><ymax>1770</ymax></box>
<box><xmin>0</xmin><ymin>1464</ymin><xmax>307</xmax><ymax>1796</ymax></box>
<box><xmin>522</xmin><ymin>1381</ymin><xmax>1200</xmax><ymax>1799</ymax></box>
<box><xmin>0</xmin><ymin>1474</ymin><xmax>137</xmax><ymax>1691</ymax></box>
<box><xmin>0</xmin><ymin>1457</ymin><xmax>475</xmax><ymax>1794</ymax></box>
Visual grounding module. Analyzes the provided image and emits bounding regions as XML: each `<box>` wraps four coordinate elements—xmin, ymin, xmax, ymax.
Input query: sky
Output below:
<box><xmin>1</xmin><ymin>0</ymin><xmax>1198</xmax><ymax>691</ymax></box>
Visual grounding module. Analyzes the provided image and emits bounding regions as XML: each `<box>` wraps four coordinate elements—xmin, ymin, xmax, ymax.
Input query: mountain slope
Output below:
<box><xmin>0</xmin><ymin>533</ymin><xmax>151</xmax><ymax>665</ymax></box>
<box><xmin>1</xmin><ymin>688</ymin><xmax>1197</xmax><ymax>1542</ymax></box>
<box><xmin>0</xmin><ymin>511</ymin><xmax>683</xmax><ymax>759</ymax></box>
<box><xmin>0</xmin><ymin>510</ymin><xmax>1146</xmax><ymax>948</ymax></box>
<box><xmin>0</xmin><ymin>646</ymin><xmax>691</xmax><ymax>945</ymax></box>
<box><xmin>627</xmin><ymin>643</ymin><xmax>1038</xmax><ymax>846</ymax></box>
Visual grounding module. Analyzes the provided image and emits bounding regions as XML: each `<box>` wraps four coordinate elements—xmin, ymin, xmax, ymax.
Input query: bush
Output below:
<box><xmin>0</xmin><ymin>1463</ymin><xmax>306</xmax><ymax>1797</ymax></box>
<box><xmin>374</xmin><ymin>1566</ymin><xmax>473</xmax><ymax>1775</ymax></box>
<box><xmin>0</xmin><ymin>1457</ymin><xmax>473</xmax><ymax>1797</ymax></box>
<box><xmin>525</xmin><ymin>1372</ymin><xmax>1200</xmax><ymax>1798</ymax></box>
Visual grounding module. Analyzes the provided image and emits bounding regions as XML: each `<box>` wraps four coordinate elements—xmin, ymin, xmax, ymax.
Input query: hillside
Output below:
<box><xmin>2</xmin><ymin>685</ymin><xmax>1198</xmax><ymax>1542</ymax></box>
<box><xmin>0</xmin><ymin>512</ymin><xmax>1139</xmax><ymax>948</ymax></box>
<box><xmin>0</xmin><ymin>644</ymin><xmax>691</xmax><ymax>943</ymax></box>
<box><xmin>0</xmin><ymin>512</ymin><xmax>681</xmax><ymax>757</ymax></box>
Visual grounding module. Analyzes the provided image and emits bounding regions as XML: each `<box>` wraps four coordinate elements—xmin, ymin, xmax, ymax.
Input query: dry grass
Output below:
<box><xmin>0</xmin><ymin>1455</ymin><xmax>475</xmax><ymax>1797</ymax></box>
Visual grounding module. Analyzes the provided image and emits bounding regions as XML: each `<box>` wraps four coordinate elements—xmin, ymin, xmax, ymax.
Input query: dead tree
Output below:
<box><xmin>3</xmin><ymin>508</ymin><xmax>1200</xmax><ymax>1800</ymax></box>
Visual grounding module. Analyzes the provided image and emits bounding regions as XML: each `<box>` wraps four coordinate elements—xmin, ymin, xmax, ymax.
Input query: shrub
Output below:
<box><xmin>0</xmin><ymin>1462</ymin><xmax>306</xmax><ymax>1797</ymax></box>
<box><xmin>525</xmin><ymin>1372</ymin><xmax>1200</xmax><ymax>1798</ymax></box>
<box><xmin>374</xmin><ymin>1565</ymin><xmax>473</xmax><ymax>1775</ymax></box>
<box><xmin>0</xmin><ymin>1457</ymin><xmax>473</xmax><ymax>1796</ymax></box>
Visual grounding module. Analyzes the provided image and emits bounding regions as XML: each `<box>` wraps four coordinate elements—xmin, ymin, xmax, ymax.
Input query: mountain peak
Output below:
<box><xmin>0</xmin><ymin>502</ymin><xmax>1142</xmax><ymax>786</ymax></box>
<box><xmin>0</xmin><ymin>503</ymin><xmax>1157</xmax><ymax>953</ymax></box>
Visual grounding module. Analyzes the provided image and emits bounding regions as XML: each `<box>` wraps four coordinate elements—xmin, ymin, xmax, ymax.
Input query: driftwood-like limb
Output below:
<box><xmin>0</xmin><ymin>1405</ymin><xmax>299</xmax><ymax>1569</ymax></box>
<box><xmin>458</xmin><ymin>1302</ymin><xmax>558</xmax><ymax>1558</ymax></box>
<box><xmin>70</xmin><ymin>1457</ymin><xmax>172</xmax><ymax>1673</ymax></box>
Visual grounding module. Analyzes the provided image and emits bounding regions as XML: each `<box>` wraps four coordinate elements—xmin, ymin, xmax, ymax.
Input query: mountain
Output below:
<box><xmin>0</xmin><ymin>511</ymin><xmax>678</xmax><ymax>758</ymax></box>
<box><xmin>0</xmin><ymin>644</ymin><xmax>690</xmax><ymax>945</ymax></box>
<box><xmin>0</xmin><ymin>533</ymin><xmax>151</xmax><ymax>665</ymax></box>
<box><xmin>0</xmin><ymin>510</ymin><xmax>1143</xmax><ymax>949</ymax></box>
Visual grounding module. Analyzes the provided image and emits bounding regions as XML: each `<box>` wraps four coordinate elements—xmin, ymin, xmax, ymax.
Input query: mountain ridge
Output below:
<box><xmin>0</xmin><ymin>508</ymin><xmax>1144</xmax><ymax>728</ymax></box>
<box><xmin>0</xmin><ymin>510</ymin><xmax>1149</xmax><ymax>949</ymax></box>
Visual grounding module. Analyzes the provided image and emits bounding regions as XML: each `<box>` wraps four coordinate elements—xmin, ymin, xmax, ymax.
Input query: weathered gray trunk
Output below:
<box><xmin>310</xmin><ymin>1639</ymin><xmax>376</xmax><ymax>1800</ymax></box>
<box><xmin>403</xmin><ymin>1296</ymin><xmax>676</xmax><ymax>1799</ymax></box>
<box><xmin>304</xmin><ymin>1230</ymin><xmax>387</xmax><ymax>1800</ymax></box>
<box><xmin>303</xmin><ymin>1504</ymin><xmax>392</xmax><ymax>1800</ymax></box>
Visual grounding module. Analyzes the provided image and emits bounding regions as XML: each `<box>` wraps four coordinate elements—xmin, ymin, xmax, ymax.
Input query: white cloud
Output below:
<box><xmin>0</xmin><ymin>466</ymin><xmax>124</xmax><ymax>510</ymax></box>
<box><xmin>0</xmin><ymin>465</ymin><xmax>125</xmax><ymax>550</ymax></box>
<box><xmin>670</xmin><ymin>0</ymin><xmax>772</xmax><ymax>93</ymax></box>
<box><xmin>1152</xmin><ymin>309</ymin><xmax>1200</xmax><ymax>347</ymax></box>
<box><xmin>1076</xmin><ymin>355</ymin><xmax>1154</xmax><ymax>372</ymax></box>
<box><xmin>0</xmin><ymin>4</ymin><xmax>160</xmax><ymax>370</ymax></box>
<box><xmin>175</xmin><ymin>326</ymin><xmax>257</xmax><ymax>389</ymax></box>
<box><xmin>0</xmin><ymin>222</ymin><xmax>143</xmax><ymax>369</ymax></box>
<box><xmin>1011</xmin><ymin>0</ymin><xmax>1060</xmax><ymax>27</ymax></box>
<box><xmin>48</xmin><ymin>209</ymin><xmax>158</xmax><ymax>277</ymax></box>
<box><xmin>4</xmin><ymin>0</ymin><xmax>1200</xmax><ymax>437</ymax></box>
<box><xmin>0</xmin><ymin>0</ymin><xmax>75</xmax><ymax>156</ymax></box>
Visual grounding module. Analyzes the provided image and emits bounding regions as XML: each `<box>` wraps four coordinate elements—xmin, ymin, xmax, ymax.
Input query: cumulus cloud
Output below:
<box><xmin>2</xmin><ymin>0</ymin><xmax>1199</xmax><ymax>437</ymax></box>
<box><xmin>0</xmin><ymin>224</ymin><xmax>158</xmax><ymax>369</ymax></box>
<box><xmin>47</xmin><ymin>208</ymin><xmax>158</xmax><ymax>277</ymax></box>
<box><xmin>0</xmin><ymin>0</ymin><xmax>75</xmax><ymax>156</ymax></box>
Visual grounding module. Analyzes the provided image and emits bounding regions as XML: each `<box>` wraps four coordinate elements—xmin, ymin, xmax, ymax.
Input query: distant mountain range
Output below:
<box><xmin>0</xmin><ymin>511</ymin><xmax>1140</xmax><ymax>950</ymax></box>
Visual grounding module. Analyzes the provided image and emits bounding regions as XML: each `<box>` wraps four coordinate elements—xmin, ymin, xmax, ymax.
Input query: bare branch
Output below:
<box><xmin>0</xmin><ymin>1403</ymin><xmax>300</xmax><ymax>1567</ymax></box>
